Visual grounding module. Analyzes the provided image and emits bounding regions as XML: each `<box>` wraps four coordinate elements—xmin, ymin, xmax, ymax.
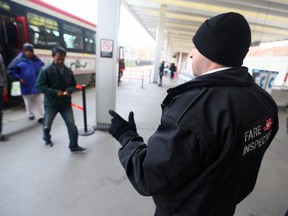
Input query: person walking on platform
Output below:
<box><xmin>169</xmin><ymin>63</ymin><xmax>177</xmax><ymax>80</ymax></box>
<box><xmin>158</xmin><ymin>61</ymin><xmax>165</xmax><ymax>86</ymax></box>
<box><xmin>108</xmin><ymin>12</ymin><xmax>279</xmax><ymax>216</ymax></box>
<box><xmin>7</xmin><ymin>43</ymin><xmax>44</xmax><ymax>123</ymax></box>
<box><xmin>36</xmin><ymin>46</ymin><xmax>85</xmax><ymax>152</ymax></box>
<box><xmin>0</xmin><ymin>52</ymin><xmax>8</xmax><ymax>141</ymax></box>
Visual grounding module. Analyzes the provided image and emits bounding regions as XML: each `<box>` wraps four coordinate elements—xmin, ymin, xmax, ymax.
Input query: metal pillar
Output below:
<box><xmin>177</xmin><ymin>52</ymin><xmax>183</xmax><ymax>73</ymax></box>
<box><xmin>95</xmin><ymin>0</ymin><xmax>121</xmax><ymax>129</ymax></box>
<box><xmin>166</xmin><ymin>32</ymin><xmax>172</xmax><ymax>63</ymax></box>
<box><xmin>153</xmin><ymin>4</ymin><xmax>166</xmax><ymax>83</ymax></box>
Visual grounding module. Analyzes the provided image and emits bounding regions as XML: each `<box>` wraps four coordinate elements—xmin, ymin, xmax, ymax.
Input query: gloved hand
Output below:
<box><xmin>108</xmin><ymin>110</ymin><xmax>139</xmax><ymax>144</ymax></box>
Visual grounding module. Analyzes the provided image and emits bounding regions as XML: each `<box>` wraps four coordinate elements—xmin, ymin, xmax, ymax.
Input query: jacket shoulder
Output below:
<box><xmin>33</xmin><ymin>57</ymin><xmax>44</xmax><ymax>65</ymax></box>
<box><xmin>41</xmin><ymin>63</ymin><xmax>55</xmax><ymax>75</ymax></box>
<box><xmin>64</xmin><ymin>66</ymin><xmax>73</xmax><ymax>73</ymax></box>
<box><xmin>8</xmin><ymin>55</ymin><xmax>24</xmax><ymax>67</ymax></box>
<box><xmin>165</xmin><ymin>88</ymin><xmax>207</xmax><ymax>123</ymax></box>
<box><xmin>42</xmin><ymin>63</ymin><xmax>52</xmax><ymax>70</ymax></box>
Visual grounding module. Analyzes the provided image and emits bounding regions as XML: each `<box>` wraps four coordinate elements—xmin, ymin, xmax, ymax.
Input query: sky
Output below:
<box><xmin>41</xmin><ymin>0</ymin><xmax>155</xmax><ymax>48</ymax></box>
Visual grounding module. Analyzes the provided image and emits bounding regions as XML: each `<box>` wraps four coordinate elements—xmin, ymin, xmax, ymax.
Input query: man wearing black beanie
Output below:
<box><xmin>108</xmin><ymin>12</ymin><xmax>279</xmax><ymax>215</ymax></box>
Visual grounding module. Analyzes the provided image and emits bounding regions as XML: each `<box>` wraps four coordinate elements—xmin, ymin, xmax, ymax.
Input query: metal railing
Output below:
<box><xmin>121</xmin><ymin>66</ymin><xmax>152</xmax><ymax>88</ymax></box>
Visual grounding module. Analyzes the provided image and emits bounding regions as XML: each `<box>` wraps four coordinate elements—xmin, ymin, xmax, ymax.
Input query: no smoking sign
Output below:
<box><xmin>100</xmin><ymin>39</ymin><xmax>113</xmax><ymax>58</ymax></box>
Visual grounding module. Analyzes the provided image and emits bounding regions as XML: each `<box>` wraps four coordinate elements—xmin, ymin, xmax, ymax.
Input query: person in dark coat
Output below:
<box><xmin>158</xmin><ymin>61</ymin><xmax>165</xmax><ymax>86</ymax></box>
<box><xmin>35</xmin><ymin>46</ymin><xmax>86</xmax><ymax>152</ymax></box>
<box><xmin>7</xmin><ymin>43</ymin><xmax>44</xmax><ymax>122</ymax></box>
<box><xmin>169</xmin><ymin>63</ymin><xmax>177</xmax><ymax>80</ymax></box>
<box><xmin>108</xmin><ymin>12</ymin><xmax>279</xmax><ymax>216</ymax></box>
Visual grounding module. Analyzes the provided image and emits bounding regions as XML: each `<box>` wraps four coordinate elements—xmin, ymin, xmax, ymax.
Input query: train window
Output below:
<box><xmin>0</xmin><ymin>1</ymin><xmax>10</xmax><ymax>10</ymax></box>
<box><xmin>63</xmin><ymin>24</ymin><xmax>83</xmax><ymax>50</ymax></box>
<box><xmin>27</xmin><ymin>13</ymin><xmax>60</xmax><ymax>47</ymax></box>
<box><xmin>84</xmin><ymin>30</ymin><xmax>95</xmax><ymax>53</ymax></box>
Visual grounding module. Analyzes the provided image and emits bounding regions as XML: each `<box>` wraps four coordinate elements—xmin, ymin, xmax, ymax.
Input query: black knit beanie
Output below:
<box><xmin>192</xmin><ymin>12</ymin><xmax>251</xmax><ymax>67</ymax></box>
<box><xmin>23</xmin><ymin>43</ymin><xmax>34</xmax><ymax>52</ymax></box>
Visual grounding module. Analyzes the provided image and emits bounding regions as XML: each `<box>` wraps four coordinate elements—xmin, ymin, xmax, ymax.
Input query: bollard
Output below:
<box><xmin>78</xmin><ymin>84</ymin><xmax>95</xmax><ymax>136</ymax></box>
<box><xmin>82</xmin><ymin>85</ymin><xmax>88</xmax><ymax>132</ymax></box>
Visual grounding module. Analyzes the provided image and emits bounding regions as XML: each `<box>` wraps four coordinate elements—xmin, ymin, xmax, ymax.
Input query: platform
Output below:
<box><xmin>0</xmin><ymin>74</ymin><xmax>287</xmax><ymax>216</ymax></box>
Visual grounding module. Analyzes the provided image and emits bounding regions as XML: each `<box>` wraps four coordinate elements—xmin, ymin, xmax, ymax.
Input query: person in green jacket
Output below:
<box><xmin>35</xmin><ymin>46</ymin><xmax>86</xmax><ymax>152</ymax></box>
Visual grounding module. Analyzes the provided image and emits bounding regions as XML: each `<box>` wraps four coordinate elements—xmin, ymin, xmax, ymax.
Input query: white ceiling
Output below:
<box><xmin>122</xmin><ymin>0</ymin><xmax>288</xmax><ymax>52</ymax></box>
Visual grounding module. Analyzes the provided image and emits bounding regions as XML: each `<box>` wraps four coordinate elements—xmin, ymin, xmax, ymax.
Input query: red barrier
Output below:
<box><xmin>72</xmin><ymin>84</ymin><xmax>84</xmax><ymax>110</ymax></box>
<box><xmin>72</xmin><ymin>103</ymin><xmax>83</xmax><ymax>110</ymax></box>
<box><xmin>284</xmin><ymin>72</ymin><xmax>288</xmax><ymax>83</ymax></box>
<box><xmin>76</xmin><ymin>84</ymin><xmax>83</xmax><ymax>90</ymax></box>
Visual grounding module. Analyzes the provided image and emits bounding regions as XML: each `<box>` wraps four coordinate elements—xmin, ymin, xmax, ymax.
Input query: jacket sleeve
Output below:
<box><xmin>35</xmin><ymin>68</ymin><xmax>58</xmax><ymax>95</ymax></box>
<box><xmin>118</xmin><ymin>114</ymin><xmax>202</xmax><ymax>196</ymax></box>
<box><xmin>7</xmin><ymin>56</ymin><xmax>21</xmax><ymax>80</ymax></box>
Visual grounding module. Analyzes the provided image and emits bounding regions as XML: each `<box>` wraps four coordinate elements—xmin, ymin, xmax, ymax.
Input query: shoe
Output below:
<box><xmin>45</xmin><ymin>140</ymin><xmax>53</xmax><ymax>147</ymax></box>
<box><xmin>37</xmin><ymin>118</ymin><xmax>44</xmax><ymax>123</ymax></box>
<box><xmin>70</xmin><ymin>146</ymin><xmax>86</xmax><ymax>152</ymax></box>
<box><xmin>0</xmin><ymin>135</ymin><xmax>8</xmax><ymax>142</ymax></box>
<box><xmin>29</xmin><ymin>116</ymin><xmax>35</xmax><ymax>120</ymax></box>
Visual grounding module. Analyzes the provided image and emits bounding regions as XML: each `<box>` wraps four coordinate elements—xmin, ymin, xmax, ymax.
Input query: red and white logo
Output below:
<box><xmin>263</xmin><ymin>118</ymin><xmax>273</xmax><ymax>131</ymax></box>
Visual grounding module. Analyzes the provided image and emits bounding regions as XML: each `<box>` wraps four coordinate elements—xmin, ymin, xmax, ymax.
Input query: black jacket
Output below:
<box><xmin>118</xmin><ymin>67</ymin><xmax>279</xmax><ymax>216</ymax></box>
<box><xmin>36</xmin><ymin>63</ymin><xmax>76</xmax><ymax>108</ymax></box>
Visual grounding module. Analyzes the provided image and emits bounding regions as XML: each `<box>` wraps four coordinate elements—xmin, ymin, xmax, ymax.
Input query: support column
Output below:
<box><xmin>166</xmin><ymin>32</ymin><xmax>171</xmax><ymax>63</ymax></box>
<box><xmin>177</xmin><ymin>52</ymin><xmax>183</xmax><ymax>73</ymax></box>
<box><xmin>153</xmin><ymin>5</ymin><xmax>166</xmax><ymax>83</ymax></box>
<box><xmin>95</xmin><ymin>0</ymin><xmax>121</xmax><ymax>129</ymax></box>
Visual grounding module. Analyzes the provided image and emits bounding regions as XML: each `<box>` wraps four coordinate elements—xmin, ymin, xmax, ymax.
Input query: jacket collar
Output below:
<box><xmin>162</xmin><ymin>67</ymin><xmax>255</xmax><ymax>107</ymax></box>
<box><xmin>20</xmin><ymin>52</ymin><xmax>39</xmax><ymax>61</ymax></box>
<box><xmin>52</xmin><ymin>62</ymin><xmax>68</xmax><ymax>71</ymax></box>
<box><xmin>199</xmin><ymin>67</ymin><xmax>231</xmax><ymax>76</ymax></box>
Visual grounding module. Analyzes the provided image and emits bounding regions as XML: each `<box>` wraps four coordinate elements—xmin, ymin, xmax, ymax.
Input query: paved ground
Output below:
<box><xmin>0</xmin><ymin>73</ymin><xmax>287</xmax><ymax>216</ymax></box>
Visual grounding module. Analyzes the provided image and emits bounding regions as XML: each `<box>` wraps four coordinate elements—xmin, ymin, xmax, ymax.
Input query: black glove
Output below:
<box><xmin>108</xmin><ymin>110</ymin><xmax>139</xmax><ymax>144</ymax></box>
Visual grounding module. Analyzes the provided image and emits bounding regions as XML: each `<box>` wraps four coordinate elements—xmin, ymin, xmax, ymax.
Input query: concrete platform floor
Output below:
<box><xmin>0</xmin><ymin>74</ymin><xmax>287</xmax><ymax>216</ymax></box>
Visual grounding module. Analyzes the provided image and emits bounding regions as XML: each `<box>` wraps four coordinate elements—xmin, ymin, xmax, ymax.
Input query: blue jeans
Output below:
<box><xmin>43</xmin><ymin>105</ymin><xmax>78</xmax><ymax>149</ymax></box>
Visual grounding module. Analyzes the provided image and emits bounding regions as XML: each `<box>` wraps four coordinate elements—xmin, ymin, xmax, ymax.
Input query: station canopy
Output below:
<box><xmin>123</xmin><ymin>0</ymin><xmax>288</xmax><ymax>51</ymax></box>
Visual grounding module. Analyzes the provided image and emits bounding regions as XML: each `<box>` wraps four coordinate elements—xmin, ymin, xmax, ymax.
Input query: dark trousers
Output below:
<box><xmin>43</xmin><ymin>105</ymin><xmax>78</xmax><ymax>149</ymax></box>
<box><xmin>0</xmin><ymin>86</ymin><xmax>3</xmax><ymax>133</ymax></box>
<box><xmin>159</xmin><ymin>75</ymin><xmax>163</xmax><ymax>86</ymax></box>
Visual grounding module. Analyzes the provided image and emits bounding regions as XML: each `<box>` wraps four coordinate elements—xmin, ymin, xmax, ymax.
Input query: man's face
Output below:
<box><xmin>53</xmin><ymin>53</ymin><xmax>65</xmax><ymax>67</ymax></box>
<box><xmin>24</xmin><ymin>51</ymin><xmax>33</xmax><ymax>59</ymax></box>
<box><xmin>189</xmin><ymin>47</ymin><xmax>211</xmax><ymax>77</ymax></box>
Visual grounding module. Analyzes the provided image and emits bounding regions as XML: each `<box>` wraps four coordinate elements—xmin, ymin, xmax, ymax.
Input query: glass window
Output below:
<box><xmin>84</xmin><ymin>30</ymin><xmax>96</xmax><ymax>53</ymax></box>
<box><xmin>0</xmin><ymin>1</ymin><xmax>10</xmax><ymax>11</ymax></box>
<box><xmin>27</xmin><ymin>12</ymin><xmax>60</xmax><ymax>46</ymax></box>
<box><xmin>63</xmin><ymin>24</ymin><xmax>83</xmax><ymax>50</ymax></box>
